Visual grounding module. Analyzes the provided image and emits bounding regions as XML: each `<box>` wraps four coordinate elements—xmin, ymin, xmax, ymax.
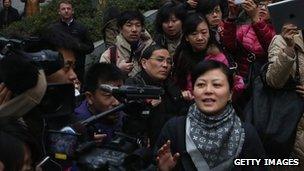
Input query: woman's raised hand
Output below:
<box><xmin>156</xmin><ymin>140</ymin><xmax>180</xmax><ymax>171</ymax></box>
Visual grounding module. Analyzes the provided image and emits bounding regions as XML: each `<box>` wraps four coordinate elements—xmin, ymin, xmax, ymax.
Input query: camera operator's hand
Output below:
<box><xmin>296</xmin><ymin>85</ymin><xmax>304</xmax><ymax>98</ymax></box>
<box><xmin>0</xmin><ymin>83</ymin><xmax>12</xmax><ymax>105</ymax></box>
<box><xmin>281</xmin><ymin>24</ymin><xmax>298</xmax><ymax>48</ymax></box>
<box><xmin>241</xmin><ymin>0</ymin><xmax>259</xmax><ymax>23</ymax></box>
<box><xmin>227</xmin><ymin>0</ymin><xmax>241</xmax><ymax>19</ymax></box>
<box><xmin>117</xmin><ymin>59</ymin><xmax>134</xmax><ymax>73</ymax></box>
<box><xmin>157</xmin><ymin>140</ymin><xmax>180</xmax><ymax>171</ymax></box>
<box><xmin>94</xmin><ymin>133</ymin><xmax>107</xmax><ymax>144</ymax></box>
<box><xmin>146</xmin><ymin>98</ymin><xmax>162</xmax><ymax>107</ymax></box>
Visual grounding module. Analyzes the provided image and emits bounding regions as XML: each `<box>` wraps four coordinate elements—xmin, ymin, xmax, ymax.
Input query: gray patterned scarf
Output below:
<box><xmin>188</xmin><ymin>103</ymin><xmax>245</xmax><ymax>168</ymax></box>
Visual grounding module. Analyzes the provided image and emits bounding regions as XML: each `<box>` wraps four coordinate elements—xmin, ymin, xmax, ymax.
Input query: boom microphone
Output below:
<box><xmin>99</xmin><ymin>84</ymin><xmax>164</xmax><ymax>99</ymax></box>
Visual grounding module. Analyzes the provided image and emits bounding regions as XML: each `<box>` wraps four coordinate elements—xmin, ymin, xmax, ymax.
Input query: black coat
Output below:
<box><xmin>154</xmin><ymin>116</ymin><xmax>268</xmax><ymax>171</ymax></box>
<box><xmin>0</xmin><ymin>7</ymin><xmax>20</xmax><ymax>28</ymax></box>
<box><xmin>43</xmin><ymin>19</ymin><xmax>94</xmax><ymax>82</ymax></box>
<box><xmin>124</xmin><ymin>71</ymin><xmax>189</xmax><ymax>146</ymax></box>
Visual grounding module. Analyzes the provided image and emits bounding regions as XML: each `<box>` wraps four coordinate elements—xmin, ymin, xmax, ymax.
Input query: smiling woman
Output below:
<box><xmin>172</xmin><ymin>13</ymin><xmax>230</xmax><ymax>101</ymax></box>
<box><xmin>155</xmin><ymin>60</ymin><xmax>267</xmax><ymax>171</ymax></box>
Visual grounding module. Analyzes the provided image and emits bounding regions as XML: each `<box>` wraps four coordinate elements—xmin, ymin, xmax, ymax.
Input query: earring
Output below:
<box><xmin>228</xmin><ymin>99</ymin><xmax>232</xmax><ymax>104</ymax></box>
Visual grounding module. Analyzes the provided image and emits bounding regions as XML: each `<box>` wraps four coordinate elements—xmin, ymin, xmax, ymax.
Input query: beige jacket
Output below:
<box><xmin>99</xmin><ymin>31</ymin><xmax>154</xmax><ymax>77</ymax></box>
<box><xmin>266</xmin><ymin>31</ymin><xmax>304</xmax><ymax>163</ymax></box>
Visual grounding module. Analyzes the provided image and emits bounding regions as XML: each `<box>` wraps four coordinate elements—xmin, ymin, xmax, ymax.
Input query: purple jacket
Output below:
<box><xmin>74</xmin><ymin>100</ymin><xmax>124</xmax><ymax>144</ymax></box>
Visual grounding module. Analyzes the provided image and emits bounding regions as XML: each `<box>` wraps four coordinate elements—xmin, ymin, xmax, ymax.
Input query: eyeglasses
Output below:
<box><xmin>149</xmin><ymin>56</ymin><xmax>173</xmax><ymax>65</ymax></box>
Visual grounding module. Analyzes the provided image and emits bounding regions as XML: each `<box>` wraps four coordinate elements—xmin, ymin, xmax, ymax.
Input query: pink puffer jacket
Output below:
<box><xmin>222</xmin><ymin>20</ymin><xmax>276</xmax><ymax>77</ymax></box>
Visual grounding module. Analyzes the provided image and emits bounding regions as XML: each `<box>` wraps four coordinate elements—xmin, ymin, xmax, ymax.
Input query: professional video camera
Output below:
<box><xmin>0</xmin><ymin>36</ymin><xmax>64</xmax><ymax>76</ymax></box>
<box><xmin>44</xmin><ymin>84</ymin><xmax>164</xmax><ymax>171</ymax></box>
<box><xmin>39</xmin><ymin>84</ymin><xmax>164</xmax><ymax>170</ymax></box>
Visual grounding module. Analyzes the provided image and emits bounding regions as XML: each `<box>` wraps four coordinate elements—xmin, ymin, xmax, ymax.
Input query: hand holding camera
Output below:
<box><xmin>187</xmin><ymin>0</ymin><xmax>198</xmax><ymax>9</ymax></box>
<box><xmin>281</xmin><ymin>23</ymin><xmax>298</xmax><ymax>48</ymax></box>
<box><xmin>228</xmin><ymin>0</ymin><xmax>241</xmax><ymax>19</ymax></box>
<box><xmin>241</xmin><ymin>0</ymin><xmax>259</xmax><ymax>23</ymax></box>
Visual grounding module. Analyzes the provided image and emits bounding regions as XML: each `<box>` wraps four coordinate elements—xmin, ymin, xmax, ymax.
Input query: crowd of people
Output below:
<box><xmin>0</xmin><ymin>0</ymin><xmax>304</xmax><ymax>170</ymax></box>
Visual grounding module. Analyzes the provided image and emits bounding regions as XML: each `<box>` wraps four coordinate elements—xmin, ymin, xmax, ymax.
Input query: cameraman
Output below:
<box><xmin>0</xmin><ymin>52</ymin><xmax>47</xmax><ymax>118</ymax></box>
<box><xmin>0</xmin><ymin>52</ymin><xmax>46</xmax><ymax>170</ymax></box>
<box><xmin>74</xmin><ymin>63</ymin><xmax>125</xmax><ymax>144</ymax></box>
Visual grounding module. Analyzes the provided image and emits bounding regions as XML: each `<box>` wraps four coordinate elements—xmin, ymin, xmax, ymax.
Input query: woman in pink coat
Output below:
<box><xmin>222</xmin><ymin>0</ymin><xmax>276</xmax><ymax>80</ymax></box>
<box><xmin>173</xmin><ymin>13</ymin><xmax>244</xmax><ymax>101</ymax></box>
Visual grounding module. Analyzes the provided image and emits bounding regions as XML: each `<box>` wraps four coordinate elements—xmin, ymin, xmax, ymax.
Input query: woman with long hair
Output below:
<box><xmin>173</xmin><ymin>13</ymin><xmax>244</xmax><ymax>101</ymax></box>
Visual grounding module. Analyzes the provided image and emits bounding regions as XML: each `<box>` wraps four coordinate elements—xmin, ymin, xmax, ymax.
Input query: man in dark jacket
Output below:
<box><xmin>125</xmin><ymin>44</ymin><xmax>188</xmax><ymax>146</ymax></box>
<box><xmin>74</xmin><ymin>63</ymin><xmax>125</xmax><ymax>144</ymax></box>
<box><xmin>0</xmin><ymin>0</ymin><xmax>20</xmax><ymax>28</ymax></box>
<box><xmin>43</xmin><ymin>0</ymin><xmax>94</xmax><ymax>84</ymax></box>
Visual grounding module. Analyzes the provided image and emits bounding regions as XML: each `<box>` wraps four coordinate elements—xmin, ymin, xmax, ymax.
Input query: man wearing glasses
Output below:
<box><xmin>124</xmin><ymin>44</ymin><xmax>187</xmax><ymax>147</ymax></box>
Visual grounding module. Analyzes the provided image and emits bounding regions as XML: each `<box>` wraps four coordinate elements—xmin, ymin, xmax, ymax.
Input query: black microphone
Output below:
<box><xmin>129</xmin><ymin>41</ymin><xmax>138</xmax><ymax>62</ymax></box>
<box><xmin>99</xmin><ymin>84</ymin><xmax>164</xmax><ymax>99</ymax></box>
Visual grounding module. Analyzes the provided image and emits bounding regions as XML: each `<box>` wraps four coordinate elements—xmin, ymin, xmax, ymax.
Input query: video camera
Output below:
<box><xmin>44</xmin><ymin>84</ymin><xmax>164</xmax><ymax>170</ymax></box>
<box><xmin>0</xmin><ymin>36</ymin><xmax>64</xmax><ymax>76</ymax></box>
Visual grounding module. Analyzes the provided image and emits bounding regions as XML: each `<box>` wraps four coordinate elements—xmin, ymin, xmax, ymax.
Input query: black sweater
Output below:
<box><xmin>154</xmin><ymin>116</ymin><xmax>268</xmax><ymax>171</ymax></box>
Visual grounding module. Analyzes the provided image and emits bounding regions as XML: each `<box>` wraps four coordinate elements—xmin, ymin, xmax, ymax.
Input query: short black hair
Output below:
<box><xmin>197</xmin><ymin>0</ymin><xmax>222</xmax><ymax>16</ymax></box>
<box><xmin>155</xmin><ymin>2</ymin><xmax>187</xmax><ymax>34</ymax></box>
<box><xmin>0</xmin><ymin>52</ymin><xmax>39</xmax><ymax>95</ymax></box>
<box><xmin>117</xmin><ymin>10</ymin><xmax>145</xmax><ymax>29</ymax></box>
<box><xmin>85</xmin><ymin>63</ymin><xmax>124</xmax><ymax>92</ymax></box>
<box><xmin>0</xmin><ymin>131</ymin><xmax>25</xmax><ymax>171</ymax></box>
<box><xmin>141</xmin><ymin>44</ymin><xmax>167</xmax><ymax>60</ymax></box>
<box><xmin>191</xmin><ymin>60</ymin><xmax>234</xmax><ymax>91</ymax></box>
<box><xmin>0</xmin><ymin>118</ymin><xmax>40</xmax><ymax>170</ymax></box>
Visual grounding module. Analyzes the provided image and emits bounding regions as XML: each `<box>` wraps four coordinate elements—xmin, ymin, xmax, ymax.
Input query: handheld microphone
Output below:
<box><xmin>99</xmin><ymin>84</ymin><xmax>164</xmax><ymax>99</ymax></box>
<box><xmin>129</xmin><ymin>41</ymin><xmax>138</xmax><ymax>63</ymax></box>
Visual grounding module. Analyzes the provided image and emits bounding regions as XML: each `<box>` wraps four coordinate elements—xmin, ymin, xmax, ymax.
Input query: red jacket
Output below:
<box><xmin>222</xmin><ymin>20</ymin><xmax>276</xmax><ymax>77</ymax></box>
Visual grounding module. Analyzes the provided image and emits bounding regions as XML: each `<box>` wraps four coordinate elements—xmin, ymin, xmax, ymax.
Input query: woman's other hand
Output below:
<box><xmin>182</xmin><ymin>90</ymin><xmax>194</xmax><ymax>101</ymax></box>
